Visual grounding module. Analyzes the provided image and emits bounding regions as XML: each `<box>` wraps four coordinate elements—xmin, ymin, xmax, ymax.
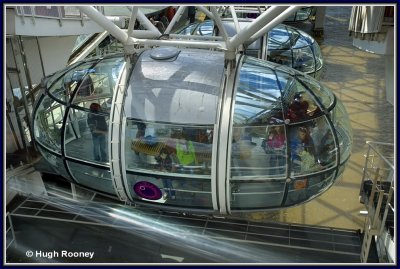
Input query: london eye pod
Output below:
<box><xmin>32</xmin><ymin>46</ymin><xmax>353</xmax><ymax>215</ymax></box>
<box><xmin>174</xmin><ymin>19</ymin><xmax>324</xmax><ymax>78</ymax></box>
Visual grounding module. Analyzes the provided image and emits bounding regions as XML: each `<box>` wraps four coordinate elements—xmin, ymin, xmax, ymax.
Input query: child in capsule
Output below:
<box><xmin>155</xmin><ymin>147</ymin><xmax>176</xmax><ymax>199</ymax></box>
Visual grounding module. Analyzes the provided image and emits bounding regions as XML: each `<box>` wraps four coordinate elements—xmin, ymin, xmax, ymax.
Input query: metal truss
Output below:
<box><xmin>77</xmin><ymin>5</ymin><xmax>302</xmax><ymax>60</ymax></box>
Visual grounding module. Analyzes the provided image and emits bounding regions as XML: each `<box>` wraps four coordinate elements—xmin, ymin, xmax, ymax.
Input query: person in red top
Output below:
<box><xmin>286</xmin><ymin>92</ymin><xmax>309</xmax><ymax>123</ymax></box>
<box><xmin>166</xmin><ymin>6</ymin><xmax>176</xmax><ymax>22</ymax></box>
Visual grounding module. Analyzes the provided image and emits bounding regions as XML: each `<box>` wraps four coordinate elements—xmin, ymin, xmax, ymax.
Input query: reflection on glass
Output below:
<box><xmin>34</xmin><ymin>95</ymin><xmax>65</xmax><ymax>153</ymax></box>
<box><xmin>263</xmin><ymin>125</ymin><xmax>287</xmax><ymax>175</ymax></box>
<box><xmin>177</xmin><ymin>23</ymin><xmax>198</xmax><ymax>35</ymax></box>
<box><xmin>284</xmin><ymin>7</ymin><xmax>315</xmax><ymax>22</ymax></box>
<box><xmin>125</xmin><ymin>119</ymin><xmax>213</xmax><ymax>176</ymax></box>
<box><xmin>284</xmin><ymin>84</ymin><xmax>322</xmax><ymax>123</ymax></box>
<box><xmin>195</xmin><ymin>20</ymin><xmax>214</xmax><ymax>36</ymax></box>
<box><xmin>231</xmin><ymin>126</ymin><xmax>287</xmax><ymax>178</ymax></box>
<box><xmin>68</xmin><ymin>161</ymin><xmax>115</xmax><ymax>195</ymax></box>
<box><xmin>310</xmin><ymin>117</ymin><xmax>337</xmax><ymax>169</ymax></box>
<box><xmin>65</xmin><ymin>105</ymin><xmax>109</xmax><ymax>164</ymax></box>
<box><xmin>229</xmin><ymin>57</ymin><xmax>351</xmax><ymax>210</ymax></box>
<box><xmin>289</xmin><ymin>125</ymin><xmax>318</xmax><ymax>175</ymax></box>
<box><xmin>285</xmin><ymin>172</ymin><xmax>334</xmax><ymax>206</ymax></box>
<box><xmin>297</xmin><ymin>75</ymin><xmax>333</xmax><ymax>109</ymax></box>
<box><xmin>267</xmin><ymin>49</ymin><xmax>292</xmax><ymax>66</ymax></box>
<box><xmin>71</xmin><ymin>57</ymin><xmax>123</xmax><ymax>107</ymax></box>
<box><xmin>266</xmin><ymin>24</ymin><xmax>322</xmax><ymax>76</ymax></box>
<box><xmin>332</xmin><ymin>101</ymin><xmax>353</xmax><ymax>162</ymax></box>
<box><xmin>174</xmin><ymin>21</ymin><xmax>323</xmax><ymax>77</ymax></box>
<box><xmin>235</xmin><ymin>58</ymin><xmax>282</xmax><ymax>125</ymax></box>
<box><xmin>38</xmin><ymin>147</ymin><xmax>72</xmax><ymax>181</ymax></box>
<box><xmin>49</xmin><ymin>62</ymin><xmax>96</xmax><ymax>103</ymax></box>
<box><xmin>292</xmin><ymin>48</ymin><xmax>315</xmax><ymax>73</ymax></box>
<box><xmin>230</xmin><ymin>181</ymin><xmax>286</xmax><ymax>209</ymax></box>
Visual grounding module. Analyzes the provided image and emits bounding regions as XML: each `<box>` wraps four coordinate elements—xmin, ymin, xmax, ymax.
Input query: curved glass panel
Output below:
<box><xmin>177</xmin><ymin>23</ymin><xmax>198</xmax><ymax>35</ymax></box>
<box><xmin>125</xmin><ymin>118</ymin><xmax>213</xmax><ymax>206</ymax></box>
<box><xmin>283</xmin><ymin>79</ymin><xmax>322</xmax><ymax>123</ymax></box>
<box><xmin>284</xmin><ymin>7</ymin><xmax>314</xmax><ymax>22</ymax></box>
<box><xmin>292</xmin><ymin>30</ymin><xmax>314</xmax><ymax>49</ymax></box>
<box><xmin>125</xmin><ymin>119</ymin><xmax>213</xmax><ymax>176</ymax></box>
<box><xmin>296</xmin><ymin>75</ymin><xmax>334</xmax><ymax>109</ymax></box>
<box><xmin>124</xmin><ymin>48</ymin><xmax>224</xmax><ymax>125</ymax></box>
<box><xmin>284</xmin><ymin>171</ymin><xmax>335</xmax><ymax>206</ymax></box>
<box><xmin>288</xmin><ymin>123</ymin><xmax>334</xmax><ymax>176</ymax></box>
<box><xmin>230</xmin><ymin>181</ymin><xmax>285</xmax><ymax>210</ymax></box>
<box><xmin>65</xmin><ymin>107</ymin><xmax>109</xmax><ymax>164</ymax></box>
<box><xmin>336</xmin><ymin>162</ymin><xmax>347</xmax><ymax>181</ymax></box>
<box><xmin>174</xmin><ymin>20</ymin><xmax>323</xmax><ymax>76</ymax></box>
<box><xmin>231</xmin><ymin>125</ymin><xmax>287</xmax><ymax>178</ymax></box>
<box><xmin>331</xmin><ymin>100</ymin><xmax>353</xmax><ymax>163</ymax></box>
<box><xmin>230</xmin><ymin>56</ymin><xmax>351</xmax><ymax>210</ymax></box>
<box><xmin>292</xmin><ymin>47</ymin><xmax>315</xmax><ymax>73</ymax></box>
<box><xmin>34</xmin><ymin>95</ymin><xmax>65</xmax><ymax>153</ymax></box>
<box><xmin>48</xmin><ymin>61</ymin><xmax>97</xmax><ymax>103</ymax></box>
<box><xmin>310</xmin><ymin>117</ymin><xmax>337</xmax><ymax>170</ymax></box>
<box><xmin>267</xmin><ymin>49</ymin><xmax>292</xmax><ymax>66</ymax></box>
<box><xmin>288</xmin><ymin>125</ymin><xmax>315</xmax><ymax>175</ymax></box>
<box><xmin>233</xmin><ymin>57</ymin><xmax>282</xmax><ymax>125</ymax></box>
<box><xmin>68</xmin><ymin>161</ymin><xmax>115</xmax><ymax>195</ymax></box>
<box><xmin>275</xmin><ymin>70</ymin><xmax>296</xmax><ymax>94</ymax></box>
<box><xmin>71</xmin><ymin>56</ymin><xmax>124</xmax><ymax>107</ymax></box>
<box><xmin>195</xmin><ymin>20</ymin><xmax>214</xmax><ymax>36</ymax></box>
<box><xmin>313</xmin><ymin>42</ymin><xmax>323</xmax><ymax>70</ymax></box>
<box><xmin>33</xmin><ymin>49</ymin><xmax>350</xmax><ymax>213</ymax></box>
<box><xmin>37</xmin><ymin>147</ymin><xmax>72</xmax><ymax>181</ymax></box>
<box><xmin>267</xmin><ymin>25</ymin><xmax>291</xmax><ymax>50</ymax></box>
<box><xmin>266</xmin><ymin>24</ymin><xmax>320</xmax><ymax>75</ymax></box>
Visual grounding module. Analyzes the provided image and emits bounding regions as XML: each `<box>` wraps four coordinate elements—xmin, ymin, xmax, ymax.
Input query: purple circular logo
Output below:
<box><xmin>133</xmin><ymin>181</ymin><xmax>162</xmax><ymax>200</ymax></box>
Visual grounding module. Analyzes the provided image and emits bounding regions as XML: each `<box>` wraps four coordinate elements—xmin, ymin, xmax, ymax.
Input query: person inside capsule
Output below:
<box><xmin>175</xmin><ymin>130</ymin><xmax>198</xmax><ymax>173</ymax></box>
<box><xmin>87</xmin><ymin>103</ymin><xmax>108</xmax><ymax>162</ymax></box>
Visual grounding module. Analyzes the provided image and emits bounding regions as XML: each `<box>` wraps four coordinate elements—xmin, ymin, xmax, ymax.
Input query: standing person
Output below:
<box><xmin>87</xmin><ymin>103</ymin><xmax>108</xmax><ymax>162</ymax></box>
<box><xmin>265</xmin><ymin>126</ymin><xmax>286</xmax><ymax>174</ymax></box>
<box><xmin>155</xmin><ymin>147</ymin><xmax>176</xmax><ymax>199</ymax></box>
<box><xmin>188</xmin><ymin>6</ymin><xmax>196</xmax><ymax>23</ymax></box>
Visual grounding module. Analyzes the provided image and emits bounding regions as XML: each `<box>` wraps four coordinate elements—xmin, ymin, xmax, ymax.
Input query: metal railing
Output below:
<box><xmin>360</xmin><ymin>141</ymin><xmax>395</xmax><ymax>263</ymax></box>
<box><xmin>14</xmin><ymin>6</ymin><xmax>103</xmax><ymax>26</ymax></box>
<box><xmin>6</xmin><ymin>212</ymin><xmax>16</xmax><ymax>251</ymax></box>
